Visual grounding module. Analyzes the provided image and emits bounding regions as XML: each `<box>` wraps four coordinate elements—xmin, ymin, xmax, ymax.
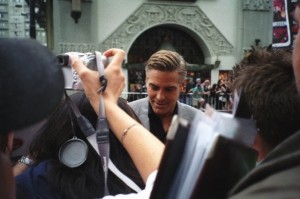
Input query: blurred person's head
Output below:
<box><xmin>0</xmin><ymin>38</ymin><xmax>64</xmax><ymax>199</ymax></box>
<box><xmin>232</xmin><ymin>47</ymin><xmax>300</xmax><ymax>160</ymax></box>
<box><xmin>0</xmin><ymin>38</ymin><xmax>64</xmax><ymax>138</ymax></box>
<box><xmin>0</xmin><ymin>38</ymin><xmax>64</xmax><ymax>153</ymax></box>
<box><xmin>203</xmin><ymin>79</ymin><xmax>210</xmax><ymax>85</ymax></box>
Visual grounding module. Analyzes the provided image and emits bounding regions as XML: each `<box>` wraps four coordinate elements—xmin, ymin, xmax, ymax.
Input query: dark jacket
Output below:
<box><xmin>228</xmin><ymin>130</ymin><xmax>300</xmax><ymax>199</ymax></box>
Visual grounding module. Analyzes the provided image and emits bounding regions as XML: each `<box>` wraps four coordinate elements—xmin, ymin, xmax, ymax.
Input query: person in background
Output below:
<box><xmin>192</xmin><ymin>78</ymin><xmax>205</xmax><ymax>109</ymax></box>
<box><xmin>0</xmin><ymin>38</ymin><xmax>65</xmax><ymax>199</ymax></box>
<box><xmin>209</xmin><ymin>83</ymin><xmax>218</xmax><ymax>109</ymax></box>
<box><xmin>216</xmin><ymin>78</ymin><xmax>230</xmax><ymax>110</ymax></box>
<box><xmin>184</xmin><ymin>77</ymin><xmax>194</xmax><ymax>106</ymax></box>
<box><xmin>129</xmin><ymin>50</ymin><xmax>199</xmax><ymax>143</ymax></box>
<box><xmin>201</xmin><ymin>79</ymin><xmax>211</xmax><ymax>107</ymax></box>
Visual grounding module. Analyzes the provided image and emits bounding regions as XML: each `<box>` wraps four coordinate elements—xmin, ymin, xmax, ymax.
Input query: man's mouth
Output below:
<box><xmin>154</xmin><ymin>101</ymin><xmax>166</xmax><ymax>108</ymax></box>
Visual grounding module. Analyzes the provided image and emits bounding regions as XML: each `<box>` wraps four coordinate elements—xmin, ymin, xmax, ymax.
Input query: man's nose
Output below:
<box><xmin>156</xmin><ymin>90</ymin><xmax>165</xmax><ymax>100</ymax></box>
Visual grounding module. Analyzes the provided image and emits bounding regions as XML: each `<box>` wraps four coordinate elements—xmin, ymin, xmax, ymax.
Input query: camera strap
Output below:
<box><xmin>96</xmin><ymin>51</ymin><xmax>107</xmax><ymax>92</ymax></box>
<box><xmin>64</xmin><ymin>91</ymin><xmax>96</xmax><ymax>137</ymax></box>
<box><xmin>95</xmin><ymin>51</ymin><xmax>110</xmax><ymax>196</ymax></box>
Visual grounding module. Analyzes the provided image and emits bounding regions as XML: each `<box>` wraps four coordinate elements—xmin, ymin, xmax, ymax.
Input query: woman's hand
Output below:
<box><xmin>102</xmin><ymin>49</ymin><xmax>126</xmax><ymax>102</ymax></box>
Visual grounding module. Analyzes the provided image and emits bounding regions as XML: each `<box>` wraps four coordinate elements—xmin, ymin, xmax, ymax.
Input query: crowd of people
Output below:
<box><xmin>183</xmin><ymin>76</ymin><xmax>232</xmax><ymax>111</ymax></box>
<box><xmin>1</xmin><ymin>1</ymin><xmax>300</xmax><ymax>198</ymax></box>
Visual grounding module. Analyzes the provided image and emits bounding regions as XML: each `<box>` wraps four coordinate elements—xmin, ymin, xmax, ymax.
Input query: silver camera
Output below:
<box><xmin>57</xmin><ymin>52</ymin><xmax>108</xmax><ymax>90</ymax></box>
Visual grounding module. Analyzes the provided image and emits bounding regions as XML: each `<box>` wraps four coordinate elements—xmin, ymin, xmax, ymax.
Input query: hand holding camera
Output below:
<box><xmin>69</xmin><ymin>49</ymin><xmax>126</xmax><ymax>111</ymax></box>
<box><xmin>58</xmin><ymin>52</ymin><xmax>108</xmax><ymax>90</ymax></box>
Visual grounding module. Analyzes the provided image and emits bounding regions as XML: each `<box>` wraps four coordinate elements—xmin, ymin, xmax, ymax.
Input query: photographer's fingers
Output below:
<box><xmin>69</xmin><ymin>49</ymin><xmax>126</xmax><ymax>114</ymax></box>
<box><xmin>69</xmin><ymin>55</ymin><xmax>101</xmax><ymax>113</ymax></box>
<box><xmin>69</xmin><ymin>55</ymin><xmax>90</xmax><ymax>77</ymax></box>
<box><xmin>103</xmin><ymin>48</ymin><xmax>126</xmax><ymax>65</ymax></box>
<box><xmin>102</xmin><ymin>49</ymin><xmax>126</xmax><ymax>102</ymax></box>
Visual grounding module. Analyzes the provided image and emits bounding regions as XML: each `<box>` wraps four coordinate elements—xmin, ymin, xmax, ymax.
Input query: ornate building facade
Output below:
<box><xmin>54</xmin><ymin>0</ymin><xmax>273</xmax><ymax>90</ymax></box>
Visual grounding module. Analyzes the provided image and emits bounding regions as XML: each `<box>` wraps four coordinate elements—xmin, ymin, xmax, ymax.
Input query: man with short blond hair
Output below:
<box><xmin>129</xmin><ymin>50</ymin><xmax>199</xmax><ymax>143</ymax></box>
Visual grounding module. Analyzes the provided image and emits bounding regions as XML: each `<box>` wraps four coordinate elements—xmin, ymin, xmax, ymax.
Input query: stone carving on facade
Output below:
<box><xmin>101</xmin><ymin>3</ymin><xmax>233</xmax><ymax>56</ymax></box>
<box><xmin>243</xmin><ymin>0</ymin><xmax>271</xmax><ymax>11</ymax></box>
<box><xmin>58</xmin><ymin>43</ymin><xmax>95</xmax><ymax>53</ymax></box>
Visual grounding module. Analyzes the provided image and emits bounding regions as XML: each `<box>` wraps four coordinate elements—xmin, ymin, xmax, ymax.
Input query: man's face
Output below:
<box><xmin>146</xmin><ymin>69</ymin><xmax>184</xmax><ymax>117</ymax></box>
<box><xmin>293</xmin><ymin>5</ymin><xmax>300</xmax><ymax>93</ymax></box>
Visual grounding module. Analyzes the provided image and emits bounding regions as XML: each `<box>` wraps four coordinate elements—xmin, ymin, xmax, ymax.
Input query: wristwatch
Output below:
<box><xmin>18</xmin><ymin>155</ymin><xmax>34</xmax><ymax>166</ymax></box>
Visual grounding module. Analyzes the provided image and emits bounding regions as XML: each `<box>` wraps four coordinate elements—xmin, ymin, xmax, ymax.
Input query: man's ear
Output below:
<box><xmin>180</xmin><ymin>81</ymin><xmax>186</xmax><ymax>92</ymax></box>
<box><xmin>253</xmin><ymin>131</ymin><xmax>270</xmax><ymax>162</ymax></box>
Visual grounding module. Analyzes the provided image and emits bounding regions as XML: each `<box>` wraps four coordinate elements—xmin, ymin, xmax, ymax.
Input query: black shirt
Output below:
<box><xmin>148</xmin><ymin>102</ymin><xmax>178</xmax><ymax>143</ymax></box>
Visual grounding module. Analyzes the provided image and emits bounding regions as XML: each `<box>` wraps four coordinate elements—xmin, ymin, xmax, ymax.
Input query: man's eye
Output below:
<box><xmin>165</xmin><ymin>87</ymin><xmax>176</xmax><ymax>92</ymax></box>
<box><xmin>151</xmin><ymin>85</ymin><xmax>159</xmax><ymax>91</ymax></box>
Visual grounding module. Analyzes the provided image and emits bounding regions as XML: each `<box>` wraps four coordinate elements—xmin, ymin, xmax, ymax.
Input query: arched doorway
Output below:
<box><xmin>126</xmin><ymin>25</ymin><xmax>211</xmax><ymax>92</ymax></box>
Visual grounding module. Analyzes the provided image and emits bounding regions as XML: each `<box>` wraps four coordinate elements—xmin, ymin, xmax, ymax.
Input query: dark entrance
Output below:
<box><xmin>127</xmin><ymin>26</ymin><xmax>210</xmax><ymax>91</ymax></box>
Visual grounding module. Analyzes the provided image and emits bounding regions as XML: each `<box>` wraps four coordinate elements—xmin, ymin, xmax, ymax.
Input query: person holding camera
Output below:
<box><xmin>68</xmin><ymin>49</ymin><xmax>164</xmax><ymax>198</ymax></box>
<box><xmin>0</xmin><ymin>39</ymin><xmax>162</xmax><ymax>199</ymax></box>
<box><xmin>15</xmin><ymin>92</ymin><xmax>147</xmax><ymax>199</ymax></box>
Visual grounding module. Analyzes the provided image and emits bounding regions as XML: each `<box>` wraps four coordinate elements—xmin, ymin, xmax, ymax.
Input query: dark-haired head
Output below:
<box><xmin>232</xmin><ymin>47</ymin><xmax>300</xmax><ymax>149</ymax></box>
<box><xmin>29</xmin><ymin>92</ymin><xmax>143</xmax><ymax>198</ymax></box>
